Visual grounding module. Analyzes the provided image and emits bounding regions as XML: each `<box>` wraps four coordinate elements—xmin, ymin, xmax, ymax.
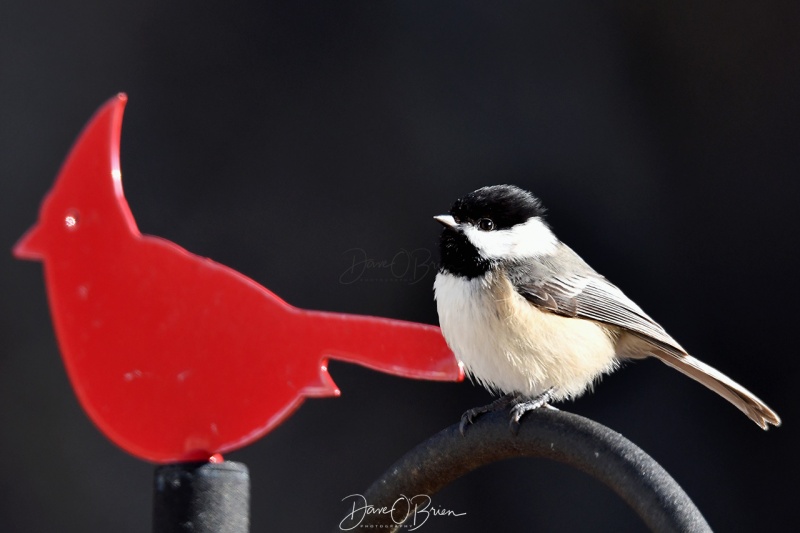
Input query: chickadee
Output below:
<box><xmin>433</xmin><ymin>185</ymin><xmax>780</xmax><ymax>431</ymax></box>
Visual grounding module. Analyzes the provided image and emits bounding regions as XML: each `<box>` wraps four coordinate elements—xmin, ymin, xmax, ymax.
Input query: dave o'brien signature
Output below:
<box><xmin>339</xmin><ymin>493</ymin><xmax>466</xmax><ymax>531</ymax></box>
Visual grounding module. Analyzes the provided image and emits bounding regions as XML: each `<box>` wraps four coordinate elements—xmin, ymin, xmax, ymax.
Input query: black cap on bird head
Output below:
<box><xmin>450</xmin><ymin>185</ymin><xmax>546</xmax><ymax>230</ymax></box>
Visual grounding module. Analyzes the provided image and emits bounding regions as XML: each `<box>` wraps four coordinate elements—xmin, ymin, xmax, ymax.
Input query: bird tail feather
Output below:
<box><xmin>651</xmin><ymin>346</ymin><xmax>781</xmax><ymax>430</ymax></box>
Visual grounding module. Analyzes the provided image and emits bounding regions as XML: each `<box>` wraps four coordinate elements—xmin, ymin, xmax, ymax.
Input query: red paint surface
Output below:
<box><xmin>14</xmin><ymin>95</ymin><xmax>462</xmax><ymax>463</ymax></box>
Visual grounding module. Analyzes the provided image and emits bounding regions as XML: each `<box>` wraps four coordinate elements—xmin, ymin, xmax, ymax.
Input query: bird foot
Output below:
<box><xmin>459</xmin><ymin>389</ymin><xmax>558</xmax><ymax>435</ymax></box>
<box><xmin>508</xmin><ymin>388</ymin><xmax>557</xmax><ymax>435</ymax></box>
<box><xmin>459</xmin><ymin>393</ymin><xmax>521</xmax><ymax>435</ymax></box>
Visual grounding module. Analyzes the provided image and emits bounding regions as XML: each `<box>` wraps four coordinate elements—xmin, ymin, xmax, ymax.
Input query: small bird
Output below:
<box><xmin>433</xmin><ymin>184</ymin><xmax>781</xmax><ymax>431</ymax></box>
<box><xmin>14</xmin><ymin>94</ymin><xmax>462</xmax><ymax>463</ymax></box>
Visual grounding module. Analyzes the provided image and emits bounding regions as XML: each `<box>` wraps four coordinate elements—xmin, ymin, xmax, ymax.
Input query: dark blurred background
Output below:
<box><xmin>2</xmin><ymin>1</ymin><xmax>798</xmax><ymax>531</ymax></box>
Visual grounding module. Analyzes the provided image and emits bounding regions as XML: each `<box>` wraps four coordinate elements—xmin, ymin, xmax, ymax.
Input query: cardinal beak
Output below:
<box><xmin>433</xmin><ymin>215</ymin><xmax>457</xmax><ymax>229</ymax></box>
<box><xmin>13</xmin><ymin>223</ymin><xmax>46</xmax><ymax>261</ymax></box>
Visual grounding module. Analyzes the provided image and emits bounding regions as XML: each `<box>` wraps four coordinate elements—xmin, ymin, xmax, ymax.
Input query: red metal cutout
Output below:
<box><xmin>14</xmin><ymin>94</ymin><xmax>462</xmax><ymax>463</ymax></box>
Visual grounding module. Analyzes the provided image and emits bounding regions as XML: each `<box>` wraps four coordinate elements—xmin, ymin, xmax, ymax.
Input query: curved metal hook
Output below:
<box><xmin>343</xmin><ymin>408</ymin><xmax>711</xmax><ymax>532</ymax></box>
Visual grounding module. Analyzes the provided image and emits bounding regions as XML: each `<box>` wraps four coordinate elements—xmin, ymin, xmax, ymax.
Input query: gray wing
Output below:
<box><xmin>511</xmin><ymin>246</ymin><xmax>782</xmax><ymax>429</ymax></box>
<box><xmin>509</xmin><ymin>243</ymin><xmax>684</xmax><ymax>353</ymax></box>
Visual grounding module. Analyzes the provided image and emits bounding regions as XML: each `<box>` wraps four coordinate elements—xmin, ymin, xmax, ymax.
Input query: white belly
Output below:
<box><xmin>434</xmin><ymin>271</ymin><xmax>619</xmax><ymax>400</ymax></box>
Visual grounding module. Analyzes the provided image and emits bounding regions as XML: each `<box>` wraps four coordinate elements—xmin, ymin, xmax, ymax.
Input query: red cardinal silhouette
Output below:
<box><xmin>14</xmin><ymin>94</ymin><xmax>462</xmax><ymax>463</ymax></box>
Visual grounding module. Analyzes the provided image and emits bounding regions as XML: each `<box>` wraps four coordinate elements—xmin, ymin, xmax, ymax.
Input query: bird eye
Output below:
<box><xmin>478</xmin><ymin>218</ymin><xmax>495</xmax><ymax>231</ymax></box>
<box><xmin>64</xmin><ymin>209</ymin><xmax>80</xmax><ymax>231</ymax></box>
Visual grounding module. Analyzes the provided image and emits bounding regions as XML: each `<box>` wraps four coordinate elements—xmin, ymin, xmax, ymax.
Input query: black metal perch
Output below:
<box><xmin>343</xmin><ymin>407</ymin><xmax>711</xmax><ymax>532</ymax></box>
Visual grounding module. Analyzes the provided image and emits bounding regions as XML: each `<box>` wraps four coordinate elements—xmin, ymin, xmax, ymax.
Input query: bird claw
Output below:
<box><xmin>459</xmin><ymin>388</ymin><xmax>558</xmax><ymax>436</ymax></box>
<box><xmin>507</xmin><ymin>388</ymin><xmax>557</xmax><ymax>434</ymax></box>
<box><xmin>458</xmin><ymin>411</ymin><xmax>477</xmax><ymax>435</ymax></box>
<box><xmin>459</xmin><ymin>393</ymin><xmax>520</xmax><ymax>435</ymax></box>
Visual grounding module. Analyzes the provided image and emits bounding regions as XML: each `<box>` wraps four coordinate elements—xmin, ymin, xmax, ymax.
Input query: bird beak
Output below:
<box><xmin>433</xmin><ymin>215</ymin><xmax>458</xmax><ymax>229</ymax></box>
<box><xmin>13</xmin><ymin>223</ymin><xmax>46</xmax><ymax>261</ymax></box>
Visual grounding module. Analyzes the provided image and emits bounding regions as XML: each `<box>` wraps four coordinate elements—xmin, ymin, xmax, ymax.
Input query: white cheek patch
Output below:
<box><xmin>463</xmin><ymin>217</ymin><xmax>557</xmax><ymax>261</ymax></box>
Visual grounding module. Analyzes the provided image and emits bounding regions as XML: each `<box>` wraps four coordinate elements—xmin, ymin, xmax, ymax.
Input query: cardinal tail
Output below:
<box><xmin>300</xmin><ymin>310</ymin><xmax>462</xmax><ymax>382</ymax></box>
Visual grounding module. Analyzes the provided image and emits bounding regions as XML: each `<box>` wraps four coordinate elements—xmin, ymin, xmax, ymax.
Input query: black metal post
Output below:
<box><xmin>153</xmin><ymin>460</ymin><xmax>250</xmax><ymax>533</ymax></box>
<box><xmin>344</xmin><ymin>407</ymin><xmax>711</xmax><ymax>532</ymax></box>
